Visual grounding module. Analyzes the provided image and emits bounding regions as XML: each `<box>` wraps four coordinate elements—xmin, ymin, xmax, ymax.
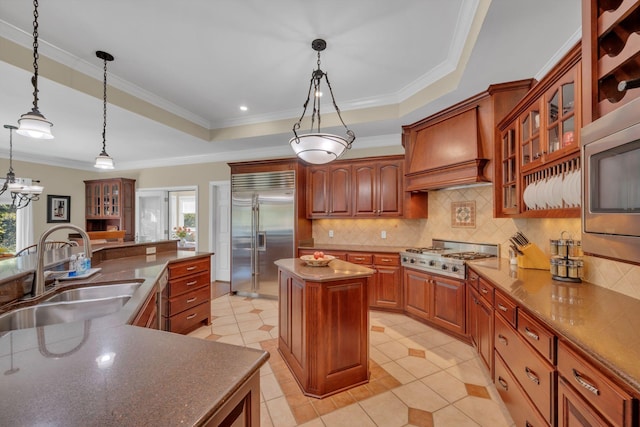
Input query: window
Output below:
<box><xmin>0</xmin><ymin>192</ymin><xmax>34</xmax><ymax>254</ymax></box>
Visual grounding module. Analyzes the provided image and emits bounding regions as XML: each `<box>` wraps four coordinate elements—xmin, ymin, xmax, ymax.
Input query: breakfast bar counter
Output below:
<box><xmin>275</xmin><ymin>258</ymin><xmax>374</xmax><ymax>398</ymax></box>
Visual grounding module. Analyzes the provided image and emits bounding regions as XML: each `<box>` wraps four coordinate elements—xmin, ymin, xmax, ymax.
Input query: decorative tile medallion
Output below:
<box><xmin>451</xmin><ymin>201</ymin><xmax>476</xmax><ymax>228</ymax></box>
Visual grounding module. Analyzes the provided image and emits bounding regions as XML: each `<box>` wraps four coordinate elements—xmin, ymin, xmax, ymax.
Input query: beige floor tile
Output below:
<box><xmin>241</xmin><ymin>329</ymin><xmax>274</xmax><ymax>344</ymax></box>
<box><xmin>216</xmin><ymin>333</ymin><xmax>245</xmax><ymax>346</ymax></box>
<box><xmin>445</xmin><ymin>358</ymin><xmax>492</xmax><ymax>386</ymax></box>
<box><xmin>420</xmin><ymin>370</ymin><xmax>468</xmax><ymax>403</ymax></box>
<box><xmin>234</xmin><ymin>312</ymin><xmax>262</xmax><ymax>323</ymax></box>
<box><xmin>376</xmin><ymin>340</ymin><xmax>409</xmax><ymax>360</ymax></box>
<box><xmin>260</xmin><ymin>402</ymin><xmax>274</xmax><ymax>427</ymax></box>
<box><xmin>261</xmin><ymin>373</ymin><xmax>284</xmax><ymax>401</ymax></box>
<box><xmin>392</xmin><ymin>380</ymin><xmax>449</xmax><ymax>413</ymax></box>
<box><xmin>265</xmin><ymin>396</ymin><xmax>298</xmax><ymax>427</ymax></box>
<box><xmin>433</xmin><ymin>404</ymin><xmax>479</xmax><ymax>427</ymax></box>
<box><xmin>320</xmin><ymin>403</ymin><xmax>377</xmax><ymax>427</ymax></box>
<box><xmin>237</xmin><ymin>318</ymin><xmax>265</xmax><ymax>332</ymax></box>
<box><xmin>380</xmin><ymin>360</ymin><xmax>416</xmax><ymax>384</ymax></box>
<box><xmin>187</xmin><ymin>325</ymin><xmax>211</xmax><ymax>339</ymax></box>
<box><xmin>211</xmin><ymin>322</ymin><xmax>240</xmax><ymax>336</ymax></box>
<box><xmin>211</xmin><ymin>314</ymin><xmax>239</xmax><ymax>326</ymax></box>
<box><xmin>438</xmin><ymin>339</ymin><xmax>477</xmax><ymax>361</ymax></box>
<box><xmin>369</xmin><ymin>330</ymin><xmax>394</xmax><ymax>346</ymax></box>
<box><xmin>369</xmin><ymin>346</ymin><xmax>392</xmax><ymax>365</ymax></box>
<box><xmin>359</xmin><ymin>391</ymin><xmax>409</xmax><ymax>426</ymax></box>
<box><xmin>409</xmin><ymin>330</ymin><xmax>456</xmax><ymax>349</ymax></box>
<box><xmin>454</xmin><ymin>396</ymin><xmax>514</xmax><ymax>427</ymax></box>
<box><xmin>395</xmin><ymin>355</ymin><xmax>441</xmax><ymax>379</ymax></box>
<box><xmin>297</xmin><ymin>417</ymin><xmax>326</xmax><ymax>427</ymax></box>
<box><xmin>421</xmin><ymin>346</ymin><xmax>463</xmax><ymax>370</ymax></box>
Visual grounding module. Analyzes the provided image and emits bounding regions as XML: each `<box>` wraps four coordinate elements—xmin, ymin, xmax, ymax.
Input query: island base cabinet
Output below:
<box><xmin>278</xmin><ymin>268</ymin><xmax>370</xmax><ymax>398</ymax></box>
<box><xmin>203</xmin><ymin>370</ymin><xmax>261</xmax><ymax>427</ymax></box>
<box><xmin>558</xmin><ymin>376</ymin><xmax>610</xmax><ymax>427</ymax></box>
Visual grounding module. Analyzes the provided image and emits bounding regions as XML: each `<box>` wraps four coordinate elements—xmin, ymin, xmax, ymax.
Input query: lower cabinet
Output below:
<box><xmin>467</xmin><ymin>281</ymin><xmax>494</xmax><ymax>374</ymax></box>
<box><xmin>132</xmin><ymin>283</ymin><xmax>159</xmax><ymax>329</ymax></box>
<box><xmin>162</xmin><ymin>256</ymin><xmax>211</xmax><ymax>334</ymax></box>
<box><xmin>370</xmin><ymin>254</ymin><xmax>402</xmax><ymax>310</ymax></box>
<box><xmin>403</xmin><ymin>268</ymin><xmax>466</xmax><ymax>337</ymax></box>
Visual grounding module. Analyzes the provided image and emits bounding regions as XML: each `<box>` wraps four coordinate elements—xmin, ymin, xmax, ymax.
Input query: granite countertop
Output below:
<box><xmin>298</xmin><ymin>244</ymin><xmax>407</xmax><ymax>254</ymax></box>
<box><xmin>275</xmin><ymin>258</ymin><xmax>374</xmax><ymax>281</ymax></box>
<box><xmin>0</xmin><ymin>246</ymin><xmax>270</xmax><ymax>426</ymax></box>
<box><xmin>468</xmin><ymin>258</ymin><xmax>640</xmax><ymax>394</ymax></box>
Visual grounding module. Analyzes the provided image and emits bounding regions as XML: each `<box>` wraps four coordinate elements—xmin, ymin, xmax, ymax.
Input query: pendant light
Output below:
<box><xmin>94</xmin><ymin>50</ymin><xmax>115</xmax><ymax>169</ymax></box>
<box><xmin>290</xmin><ymin>39</ymin><xmax>355</xmax><ymax>165</ymax></box>
<box><xmin>1</xmin><ymin>124</ymin><xmax>44</xmax><ymax>210</ymax></box>
<box><xmin>17</xmin><ymin>0</ymin><xmax>54</xmax><ymax>140</ymax></box>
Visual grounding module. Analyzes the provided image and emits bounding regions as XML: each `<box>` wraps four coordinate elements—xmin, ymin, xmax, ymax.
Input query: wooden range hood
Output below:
<box><xmin>402</xmin><ymin>79</ymin><xmax>534</xmax><ymax>192</ymax></box>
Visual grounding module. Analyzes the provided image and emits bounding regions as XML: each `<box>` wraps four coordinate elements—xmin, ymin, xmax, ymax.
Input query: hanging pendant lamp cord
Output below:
<box><xmin>31</xmin><ymin>0</ymin><xmax>40</xmax><ymax>111</ymax></box>
<box><xmin>101</xmin><ymin>56</ymin><xmax>108</xmax><ymax>153</ymax></box>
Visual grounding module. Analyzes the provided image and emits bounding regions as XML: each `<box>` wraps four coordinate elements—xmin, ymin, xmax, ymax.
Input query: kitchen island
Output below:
<box><xmin>0</xmin><ymin>242</ymin><xmax>269</xmax><ymax>426</ymax></box>
<box><xmin>275</xmin><ymin>258</ymin><xmax>374</xmax><ymax>398</ymax></box>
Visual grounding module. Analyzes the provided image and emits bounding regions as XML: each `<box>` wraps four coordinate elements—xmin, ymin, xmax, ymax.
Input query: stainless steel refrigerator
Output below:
<box><xmin>231</xmin><ymin>171</ymin><xmax>295</xmax><ymax>299</ymax></box>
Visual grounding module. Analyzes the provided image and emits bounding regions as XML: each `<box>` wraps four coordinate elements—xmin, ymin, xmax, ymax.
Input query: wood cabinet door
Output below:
<box><xmin>558</xmin><ymin>376</ymin><xmax>609</xmax><ymax>427</ymax></box>
<box><xmin>403</xmin><ymin>269</ymin><xmax>431</xmax><ymax>321</ymax></box>
<box><xmin>353</xmin><ymin>160</ymin><xmax>402</xmax><ymax>217</ymax></box>
<box><xmin>467</xmin><ymin>286</ymin><xmax>480</xmax><ymax>348</ymax></box>
<box><xmin>307</xmin><ymin>167</ymin><xmax>330</xmax><ymax>217</ymax></box>
<box><xmin>430</xmin><ymin>274</ymin><xmax>465</xmax><ymax>335</ymax></box>
<box><xmin>377</xmin><ymin>161</ymin><xmax>402</xmax><ymax>216</ymax></box>
<box><xmin>328</xmin><ymin>165</ymin><xmax>352</xmax><ymax>216</ymax></box>
<box><xmin>353</xmin><ymin>164</ymin><xmax>376</xmax><ymax>216</ymax></box>
<box><xmin>476</xmin><ymin>291</ymin><xmax>494</xmax><ymax>374</ymax></box>
<box><xmin>371</xmin><ymin>266</ymin><xmax>402</xmax><ymax>309</ymax></box>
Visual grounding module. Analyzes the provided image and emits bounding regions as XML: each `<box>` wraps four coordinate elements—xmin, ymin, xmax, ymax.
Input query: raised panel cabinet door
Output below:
<box><xmin>307</xmin><ymin>167</ymin><xmax>330</xmax><ymax>217</ymax></box>
<box><xmin>372</xmin><ymin>266</ymin><xmax>402</xmax><ymax>309</ymax></box>
<box><xmin>476</xmin><ymin>294</ymin><xmax>494</xmax><ymax>374</ymax></box>
<box><xmin>403</xmin><ymin>269</ymin><xmax>431</xmax><ymax>321</ymax></box>
<box><xmin>430</xmin><ymin>275</ymin><xmax>465</xmax><ymax>335</ymax></box>
<box><xmin>558</xmin><ymin>376</ymin><xmax>609</xmax><ymax>427</ymax></box>
<box><xmin>467</xmin><ymin>286</ymin><xmax>480</xmax><ymax>348</ymax></box>
<box><xmin>353</xmin><ymin>164</ymin><xmax>376</xmax><ymax>216</ymax></box>
<box><xmin>328</xmin><ymin>165</ymin><xmax>352</xmax><ymax>216</ymax></box>
<box><xmin>377</xmin><ymin>161</ymin><xmax>402</xmax><ymax>216</ymax></box>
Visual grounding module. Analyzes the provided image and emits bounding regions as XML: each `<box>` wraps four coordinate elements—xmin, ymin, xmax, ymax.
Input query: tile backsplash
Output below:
<box><xmin>312</xmin><ymin>185</ymin><xmax>640</xmax><ymax>300</ymax></box>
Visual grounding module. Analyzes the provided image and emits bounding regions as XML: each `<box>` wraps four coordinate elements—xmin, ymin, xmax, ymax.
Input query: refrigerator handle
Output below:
<box><xmin>257</xmin><ymin>232</ymin><xmax>266</xmax><ymax>251</ymax></box>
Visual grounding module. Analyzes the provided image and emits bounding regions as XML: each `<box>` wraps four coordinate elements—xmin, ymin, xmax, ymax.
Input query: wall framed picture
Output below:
<box><xmin>47</xmin><ymin>195</ymin><xmax>71</xmax><ymax>223</ymax></box>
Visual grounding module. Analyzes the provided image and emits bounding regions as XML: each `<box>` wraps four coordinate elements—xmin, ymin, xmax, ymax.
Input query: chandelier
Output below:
<box><xmin>290</xmin><ymin>39</ymin><xmax>355</xmax><ymax>165</ymax></box>
<box><xmin>17</xmin><ymin>0</ymin><xmax>54</xmax><ymax>140</ymax></box>
<box><xmin>1</xmin><ymin>125</ymin><xmax>44</xmax><ymax>209</ymax></box>
<box><xmin>94</xmin><ymin>50</ymin><xmax>115</xmax><ymax>169</ymax></box>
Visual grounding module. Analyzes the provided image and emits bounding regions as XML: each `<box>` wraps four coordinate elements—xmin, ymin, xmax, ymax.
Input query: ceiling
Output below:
<box><xmin>0</xmin><ymin>0</ymin><xmax>581</xmax><ymax>171</ymax></box>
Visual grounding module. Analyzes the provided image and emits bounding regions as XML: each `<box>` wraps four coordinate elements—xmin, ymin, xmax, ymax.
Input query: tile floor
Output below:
<box><xmin>188</xmin><ymin>293</ymin><xmax>515</xmax><ymax>427</ymax></box>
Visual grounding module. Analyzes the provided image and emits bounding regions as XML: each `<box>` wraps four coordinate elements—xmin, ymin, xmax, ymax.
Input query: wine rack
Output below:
<box><xmin>583</xmin><ymin>0</ymin><xmax>640</xmax><ymax>121</ymax></box>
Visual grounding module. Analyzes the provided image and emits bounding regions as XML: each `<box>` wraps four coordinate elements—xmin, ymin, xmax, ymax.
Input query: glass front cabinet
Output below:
<box><xmin>84</xmin><ymin>178</ymin><xmax>136</xmax><ymax>241</ymax></box>
<box><xmin>495</xmin><ymin>44</ymin><xmax>581</xmax><ymax>218</ymax></box>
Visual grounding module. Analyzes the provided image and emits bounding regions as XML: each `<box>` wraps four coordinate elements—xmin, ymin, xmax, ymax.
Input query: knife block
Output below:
<box><xmin>517</xmin><ymin>243</ymin><xmax>550</xmax><ymax>270</ymax></box>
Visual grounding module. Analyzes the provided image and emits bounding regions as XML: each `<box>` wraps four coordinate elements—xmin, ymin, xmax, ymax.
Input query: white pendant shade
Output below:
<box><xmin>17</xmin><ymin>110</ymin><xmax>54</xmax><ymax>140</ymax></box>
<box><xmin>94</xmin><ymin>152</ymin><xmax>115</xmax><ymax>169</ymax></box>
<box><xmin>289</xmin><ymin>133</ymin><xmax>349</xmax><ymax>165</ymax></box>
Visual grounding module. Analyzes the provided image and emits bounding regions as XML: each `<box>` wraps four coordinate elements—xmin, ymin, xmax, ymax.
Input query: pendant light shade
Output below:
<box><xmin>17</xmin><ymin>0</ymin><xmax>54</xmax><ymax>140</ymax></box>
<box><xmin>94</xmin><ymin>50</ymin><xmax>115</xmax><ymax>169</ymax></box>
<box><xmin>290</xmin><ymin>39</ymin><xmax>355</xmax><ymax>165</ymax></box>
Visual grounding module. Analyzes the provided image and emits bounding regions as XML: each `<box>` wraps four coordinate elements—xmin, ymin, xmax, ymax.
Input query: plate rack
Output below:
<box><xmin>523</xmin><ymin>156</ymin><xmax>581</xmax><ymax>211</ymax></box>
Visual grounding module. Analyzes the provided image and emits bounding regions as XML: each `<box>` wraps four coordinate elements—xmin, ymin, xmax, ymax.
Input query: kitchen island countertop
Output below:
<box><xmin>0</xmin><ymin>245</ymin><xmax>269</xmax><ymax>426</ymax></box>
<box><xmin>275</xmin><ymin>257</ymin><xmax>374</xmax><ymax>281</ymax></box>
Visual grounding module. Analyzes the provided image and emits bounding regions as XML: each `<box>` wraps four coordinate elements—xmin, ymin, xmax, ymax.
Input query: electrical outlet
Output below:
<box><xmin>146</xmin><ymin>247</ymin><xmax>156</xmax><ymax>255</ymax></box>
<box><xmin>329</xmin><ymin>230</ymin><xmax>334</xmax><ymax>238</ymax></box>
<box><xmin>381</xmin><ymin>230</ymin><xmax>387</xmax><ymax>239</ymax></box>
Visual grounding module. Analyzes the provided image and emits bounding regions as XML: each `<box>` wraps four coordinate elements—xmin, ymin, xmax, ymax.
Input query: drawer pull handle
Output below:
<box><xmin>525</xmin><ymin>367</ymin><xmax>540</xmax><ymax>385</ymax></box>
<box><xmin>381</xmin><ymin>258</ymin><xmax>391</xmax><ymax>262</ymax></box>
<box><xmin>186</xmin><ymin>297</ymin><xmax>197</xmax><ymax>303</ymax></box>
<box><xmin>186</xmin><ymin>313</ymin><xmax>197</xmax><ymax>320</ymax></box>
<box><xmin>572</xmin><ymin>369</ymin><xmax>600</xmax><ymax>396</ymax></box>
<box><xmin>497</xmin><ymin>303</ymin><xmax>508</xmax><ymax>312</ymax></box>
<box><xmin>525</xmin><ymin>422</ymin><xmax>533</xmax><ymax>427</ymax></box>
<box><xmin>480</xmin><ymin>287</ymin><xmax>488</xmax><ymax>294</ymax></box>
<box><xmin>497</xmin><ymin>334</ymin><xmax>508</xmax><ymax>346</ymax></box>
<box><xmin>524</xmin><ymin>327</ymin><xmax>540</xmax><ymax>341</ymax></box>
<box><xmin>497</xmin><ymin>376</ymin><xmax>508</xmax><ymax>390</ymax></box>
<box><xmin>186</xmin><ymin>266</ymin><xmax>197</xmax><ymax>271</ymax></box>
<box><xmin>186</xmin><ymin>280</ymin><xmax>198</xmax><ymax>286</ymax></box>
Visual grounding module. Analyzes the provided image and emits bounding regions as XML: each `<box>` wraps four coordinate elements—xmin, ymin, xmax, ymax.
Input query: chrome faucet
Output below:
<box><xmin>34</xmin><ymin>224</ymin><xmax>92</xmax><ymax>297</ymax></box>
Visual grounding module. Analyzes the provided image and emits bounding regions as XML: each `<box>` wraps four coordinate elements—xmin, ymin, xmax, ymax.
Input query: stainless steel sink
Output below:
<box><xmin>44</xmin><ymin>282</ymin><xmax>141</xmax><ymax>303</ymax></box>
<box><xmin>0</xmin><ymin>296</ymin><xmax>131</xmax><ymax>332</ymax></box>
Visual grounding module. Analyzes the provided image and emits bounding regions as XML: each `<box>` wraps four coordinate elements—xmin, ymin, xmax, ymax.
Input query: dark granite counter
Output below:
<box><xmin>468</xmin><ymin>257</ymin><xmax>640</xmax><ymax>394</ymax></box>
<box><xmin>275</xmin><ymin>258</ymin><xmax>374</xmax><ymax>282</ymax></box>
<box><xmin>0</xmin><ymin>245</ymin><xmax>270</xmax><ymax>426</ymax></box>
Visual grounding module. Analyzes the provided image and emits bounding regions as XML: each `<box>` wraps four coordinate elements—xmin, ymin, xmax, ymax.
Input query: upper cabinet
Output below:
<box><xmin>496</xmin><ymin>44</ymin><xmax>582</xmax><ymax>218</ymax></box>
<box><xmin>582</xmin><ymin>0</ymin><xmax>640</xmax><ymax>123</ymax></box>
<box><xmin>306</xmin><ymin>155</ymin><xmax>427</xmax><ymax>219</ymax></box>
<box><xmin>84</xmin><ymin>178</ymin><xmax>136</xmax><ymax>241</ymax></box>
<box><xmin>402</xmin><ymin>80</ymin><xmax>533</xmax><ymax>192</ymax></box>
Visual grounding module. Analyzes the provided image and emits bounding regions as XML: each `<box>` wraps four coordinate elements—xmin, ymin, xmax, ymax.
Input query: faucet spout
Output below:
<box><xmin>34</xmin><ymin>224</ymin><xmax>92</xmax><ymax>297</ymax></box>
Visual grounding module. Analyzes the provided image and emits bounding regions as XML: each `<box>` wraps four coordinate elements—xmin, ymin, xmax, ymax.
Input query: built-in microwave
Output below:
<box><xmin>581</xmin><ymin>97</ymin><xmax>640</xmax><ymax>265</ymax></box>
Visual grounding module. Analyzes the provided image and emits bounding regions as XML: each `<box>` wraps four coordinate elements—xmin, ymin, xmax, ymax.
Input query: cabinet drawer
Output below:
<box><xmin>494</xmin><ymin>290</ymin><xmax>517</xmax><ymax>328</ymax></box>
<box><xmin>467</xmin><ymin>268</ymin><xmax>480</xmax><ymax>291</ymax></box>
<box><xmin>518</xmin><ymin>310</ymin><xmax>556</xmax><ymax>365</ymax></box>
<box><xmin>373</xmin><ymin>254</ymin><xmax>400</xmax><ymax>266</ymax></box>
<box><xmin>164</xmin><ymin>285</ymin><xmax>210</xmax><ymax>316</ymax></box>
<box><xmin>168</xmin><ymin>257</ymin><xmax>210</xmax><ymax>279</ymax></box>
<box><xmin>164</xmin><ymin>301</ymin><xmax>210</xmax><ymax>334</ymax></box>
<box><xmin>477</xmin><ymin>277</ymin><xmax>494</xmax><ymax>305</ymax></box>
<box><xmin>347</xmin><ymin>253</ymin><xmax>373</xmax><ymax>265</ymax></box>
<box><xmin>166</xmin><ymin>271</ymin><xmax>210</xmax><ymax>297</ymax></box>
<box><xmin>495</xmin><ymin>315</ymin><xmax>555</xmax><ymax>424</ymax></box>
<box><xmin>494</xmin><ymin>352</ymin><xmax>550</xmax><ymax>427</ymax></box>
<box><xmin>557</xmin><ymin>341</ymin><xmax>634</xmax><ymax>427</ymax></box>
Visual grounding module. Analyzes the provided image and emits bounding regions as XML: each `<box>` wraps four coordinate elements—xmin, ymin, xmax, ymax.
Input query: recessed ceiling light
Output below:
<box><xmin>239</xmin><ymin>105</ymin><xmax>248</xmax><ymax>111</ymax></box>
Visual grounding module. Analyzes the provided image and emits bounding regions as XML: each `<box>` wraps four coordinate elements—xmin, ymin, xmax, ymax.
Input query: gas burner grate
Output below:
<box><xmin>443</xmin><ymin>252</ymin><xmax>495</xmax><ymax>260</ymax></box>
